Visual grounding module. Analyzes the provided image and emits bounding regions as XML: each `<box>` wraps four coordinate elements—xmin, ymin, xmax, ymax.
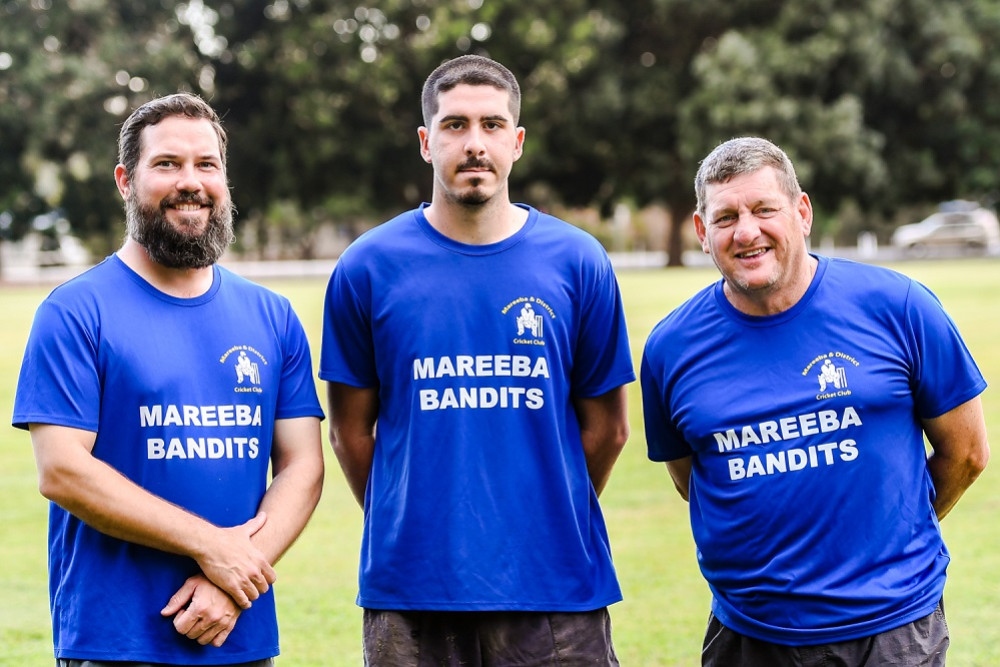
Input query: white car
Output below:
<box><xmin>891</xmin><ymin>205</ymin><xmax>1000</xmax><ymax>255</ymax></box>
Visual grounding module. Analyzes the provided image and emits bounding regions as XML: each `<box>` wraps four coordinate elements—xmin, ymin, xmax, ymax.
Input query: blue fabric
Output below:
<box><xmin>13</xmin><ymin>255</ymin><xmax>323</xmax><ymax>663</ymax></box>
<box><xmin>641</xmin><ymin>255</ymin><xmax>986</xmax><ymax>645</ymax></box>
<box><xmin>320</xmin><ymin>204</ymin><xmax>634</xmax><ymax>611</ymax></box>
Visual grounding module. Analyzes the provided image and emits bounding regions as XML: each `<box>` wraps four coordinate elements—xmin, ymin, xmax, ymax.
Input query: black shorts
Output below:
<box><xmin>702</xmin><ymin>599</ymin><xmax>949</xmax><ymax>666</ymax></box>
<box><xmin>362</xmin><ymin>607</ymin><xmax>619</xmax><ymax>666</ymax></box>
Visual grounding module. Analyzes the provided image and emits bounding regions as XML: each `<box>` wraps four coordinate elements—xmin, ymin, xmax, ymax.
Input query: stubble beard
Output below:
<box><xmin>448</xmin><ymin>158</ymin><xmax>499</xmax><ymax>207</ymax></box>
<box><xmin>126</xmin><ymin>190</ymin><xmax>235</xmax><ymax>269</ymax></box>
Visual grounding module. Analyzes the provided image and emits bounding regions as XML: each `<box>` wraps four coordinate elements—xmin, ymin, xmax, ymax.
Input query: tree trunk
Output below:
<box><xmin>665</xmin><ymin>192</ymin><xmax>696</xmax><ymax>267</ymax></box>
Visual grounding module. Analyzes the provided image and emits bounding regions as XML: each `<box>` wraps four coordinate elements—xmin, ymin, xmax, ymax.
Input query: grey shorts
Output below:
<box><xmin>362</xmin><ymin>607</ymin><xmax>619</xmax><ymax>666</ymax></box>
<box><xmin>57</xmin><ymin>659</ymin><xmax>274</xmax><ymax>667</ymax></box>
<box><xmin>702</xmin><ymin>599</ymin><xmax>949</xmax><ymax>666</ymax></box>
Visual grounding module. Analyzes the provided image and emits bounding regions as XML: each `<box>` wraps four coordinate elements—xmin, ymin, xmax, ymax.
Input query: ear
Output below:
<box><xmin>114</xmin><ymin>164</ymin><xmax>130</xmax><ymax>201</ymax></box>
<box><xmin>693</xmin><ymin>211</ymin><xmax>710</xmax><ymax>254</ymax></box>
<box><xmin>797</xmin><ymin>192</ymin><xmax>814</xmax><ymax>237</ymax></box>
<box><xmin>512</xmin><ymin>126</ymin><xmax>526</xmax><ymax>162</ymax></box>
<box><xmin>417</xmin><ymin>127</ymin><xmax>432</xmax><ymax>164</ymax></box>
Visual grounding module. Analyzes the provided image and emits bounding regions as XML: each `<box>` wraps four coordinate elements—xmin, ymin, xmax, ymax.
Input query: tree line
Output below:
<box><xmin>2</xmin><ymin>0</ymin><xmax>998</xmax><ymax>266</ymax></box>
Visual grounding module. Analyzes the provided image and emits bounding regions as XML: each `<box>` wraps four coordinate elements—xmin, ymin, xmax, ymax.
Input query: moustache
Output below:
<box><xmin>162</xmin><ymin>192</ymin><xmax>213</xmax><ymax>208</ymax></box>
<box><xmin>457</xmin><ymin>158</ymin><xmax>494</xmax><ymax>172</ymax></box>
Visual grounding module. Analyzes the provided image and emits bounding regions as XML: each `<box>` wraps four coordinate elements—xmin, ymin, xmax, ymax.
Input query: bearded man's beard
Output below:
<box><xmin>126</xmin><ymin>190</ymin><xmax>235</xmax><ymax>269</ymax></box>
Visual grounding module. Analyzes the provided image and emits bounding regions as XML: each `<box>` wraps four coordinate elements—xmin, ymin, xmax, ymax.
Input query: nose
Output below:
<box><xmin>174</xmin><ymin>163</ymin><xmax>203</xmax><ymax>194</ymax></box>
<box><xmin>464</xmin><ymin>127</ymin><xmax>486</xmax><ymax>156</ymax></box>
<box><xmin>732</xmin><ymin>210</ymin><xmax>761</xmax><ymax>245</ymax></box>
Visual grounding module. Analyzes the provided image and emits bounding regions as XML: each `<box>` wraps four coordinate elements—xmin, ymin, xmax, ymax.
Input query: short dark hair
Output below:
<box><xmin>420</xmin><ymin>55</ymin><xmax>521</xmax><ymax>127</ymax></box>
<box><xmin>118</xmin><ymin>93</ymin><xmax>227</xmax><ymax>181</ymax></box>
<box><xmin>695</xmin><ymin>137</ymin><xmax>802</xmax><ymax>218</ymax></box>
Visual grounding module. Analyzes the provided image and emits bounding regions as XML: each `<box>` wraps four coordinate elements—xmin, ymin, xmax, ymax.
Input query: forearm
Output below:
<box><xmin>36</xmin><ymin>438</ymin><xmax>220</xmax><ymax>559</ymax></box>
<box><xmin>582</xmin><ymin>434</ymin><xmax>626</xmax><ymax>497</ymax></box>
<box><xmin>332</xmin><ymin>436</ymin><xmax>374</xmax><ymax>507</ymax></box>
<box><xmin>927</xmin><ymin>450</ymin><xmax>987</xmax><ymax>520</ymax></box>
<box><xmin>32</xmin><ymin>424</ymin><xmax>274</xmax><ymax>608</ymax></box>
<box><xmin>253</xmin><ymin>449</ymin><xmax>324</xmax><ymax>563</ymax></box>
<box><xmin>923</xmin><ymin>396</ymin><xmax>990</xmax><ymax>520</ymax></box>
<box><xmin>575</xmin><ymin>387</ymin><xmax>630</xmax><ymax>497</ymax></box>
<box><xmin>665</xmin><ymin>458</ymin><xmax>692</xmax><ymax>502</ymax></box>
<box><xmin>327</xmin><ymin>382</ymin><xmax>379</xmax><ymax>508</ymax></box>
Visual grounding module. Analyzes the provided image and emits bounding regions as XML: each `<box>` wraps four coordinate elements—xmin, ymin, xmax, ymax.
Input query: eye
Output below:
<box><xmin>484</xmin><ymin>121</ymin><xmax>502</xmax><ymax>130</ymax></box>
<box><xmin>713</xmin><ymin>214</ymin><xmax>737</xmax><ymax>227</ymax></box>
<box><xmin>755</xmin><ymin>207</ymin><xmax>779</xmax><ymax>218</ymax></box>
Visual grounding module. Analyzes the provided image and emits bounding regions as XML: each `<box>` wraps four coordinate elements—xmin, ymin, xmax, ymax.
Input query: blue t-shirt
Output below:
<box><xmin>320</xmin><ymin>204</ymin><xmax>635</xmax><ymax>611</ymax></box>
<box><xmin>13</xmin><ymin>255</ymin><xmax>323</xmax><ymax>664</ymax></box>
<box><xmin>641</xmin><ymin>255</ymin><xmax>986</xmax><ymax>645</ymax></box>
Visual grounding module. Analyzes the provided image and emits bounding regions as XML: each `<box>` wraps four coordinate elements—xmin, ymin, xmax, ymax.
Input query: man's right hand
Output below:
<box><xmin>195</xmin><ymin>512</ymin><xmax>276</xmax><ymax>609</ymax></box>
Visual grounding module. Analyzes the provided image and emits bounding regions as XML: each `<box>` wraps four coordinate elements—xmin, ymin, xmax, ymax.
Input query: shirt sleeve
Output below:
<box><xmin>640</xmin><ymin>344</ymin><xmax>691</xmax><ymax>462</ymax></box>
<box><xmin>905</xmin><ymin>279</ymin><xmax>987</xmax><ymax>419</ymax></box>
<box><xmin>276</xmin><ymin>303</ymin><xmax>325</xmax><ymax>420</ymax></box>
<box><xmin>319</xmin><ymin>258</ymin><xmax>378</xmax><ymax>388</ymax></box>
<box><xmin>12</xmin><ymin>295</ymin><xmax>101</xmax><ymax>431</ymax></box>
<box><xmin>570</xmin><ymin>257</ymin><xmax>635</xmax><ymax>398</ymax></box>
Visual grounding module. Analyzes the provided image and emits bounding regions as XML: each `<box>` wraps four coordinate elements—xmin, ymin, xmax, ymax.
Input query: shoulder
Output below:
<box><xmin>531</xmin><ymin>209</ymin><xmax>608</xmax><ymax>253</ymax></box>
<box><xmin>339</xmin><ymin>210</ymin><xmax>419</xmax><ymax>260</ymax></box>
<box><xmin>216</xmin><ymin>265</ymin><xmax>296</xmax><ymax>314</ymax></box>
<box><xmin>522</xmin><ymin>208</ymin><xmax>614</xmax><ymax>276</ymax></box>
<box><xmin>644</xmin><ymin>282</ymin><xmax>719</xmax><ymax>355</ymax></box>
<box><xmin>40</xmin><ymin>257</ymin><xmax>125</xmax><ymax>309</ymax></box>
<box><xmin>820</xmin><ymin>257</ymin><xmax>915</xmax><ymax>298</ymax></box>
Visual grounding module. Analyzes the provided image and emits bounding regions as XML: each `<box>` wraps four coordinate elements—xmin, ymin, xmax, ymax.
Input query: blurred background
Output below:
<box><xmin>2</xmin><ymin>0</ymin><xmax>1000</xmax><ymax>279</ymax></box>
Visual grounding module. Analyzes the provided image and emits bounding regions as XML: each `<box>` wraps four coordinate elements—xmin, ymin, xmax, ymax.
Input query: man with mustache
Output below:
<box><xmin>320</xmin><ymin>55</ymin><xmax>634</xmax><ymax>665</ymax></box>
<box><xmin>13</xmin><ymin>93</ymin><xmax>325</xmax><ymax>666</ymax></box>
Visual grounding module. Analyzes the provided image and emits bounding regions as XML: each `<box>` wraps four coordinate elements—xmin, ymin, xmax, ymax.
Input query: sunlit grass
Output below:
<box><xmin>2</xmin><ymin>257</ymin><xmax>997</xmax><ymax>666</ymax></box>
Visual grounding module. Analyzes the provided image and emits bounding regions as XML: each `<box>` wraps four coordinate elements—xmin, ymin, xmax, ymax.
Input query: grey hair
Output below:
<box><xmin>695</xmin><ymin>137</ymin><xmax>801</xmax><ymax>217</ymax></box>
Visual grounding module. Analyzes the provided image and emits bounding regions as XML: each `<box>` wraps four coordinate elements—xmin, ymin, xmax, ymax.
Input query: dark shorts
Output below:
<box><xmin>702</xmin><ymin>599</ymin><xmax>949</xmax><ymax>666</ymax></box>
<box><xmin>57</xmin><ymin>660</ymin><xmax>273</xmax><ymax>667</ymax></box>
<box><xmin>362</xmin><ymin>607</ymin><xmax>619</xmax><ymax>666</ymax></box>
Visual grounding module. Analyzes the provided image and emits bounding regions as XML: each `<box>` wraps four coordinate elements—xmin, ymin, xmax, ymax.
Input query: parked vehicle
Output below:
<box><xmin>891</xmin><ymin>202</ymin><xmax>1000</xmax><ymax>256</ymax></box>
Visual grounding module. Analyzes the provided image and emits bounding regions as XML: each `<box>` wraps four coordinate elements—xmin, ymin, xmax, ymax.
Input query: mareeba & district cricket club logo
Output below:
<box><xmin>801</xmin><ymin>350</ymin><xmax>859</xmax><ymax>401</ymax></box>
<box><xmin>501</xmin><ymin>296</ymin><xmax>557</xmax><ymax>347</ymax></box>
<box><xmin>219</xmin><ymin>345</ymin><xmax>268</xmax><ymax>394</ymax></box>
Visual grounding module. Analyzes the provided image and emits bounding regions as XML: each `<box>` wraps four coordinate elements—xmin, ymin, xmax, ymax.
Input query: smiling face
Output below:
<box><xmin>115</xmin><ymin>115</ymin><xmax>234</xmax><ymax>268</ymax></box>
<box><xmin>418</xmin><ymin>83</ymin><xmax>525</xmax><ymax>209</ymax></box>
<box><xmin>694</xmin><ymin>166</ymin><xmax>815</xmax><ymax>315</ymax></box>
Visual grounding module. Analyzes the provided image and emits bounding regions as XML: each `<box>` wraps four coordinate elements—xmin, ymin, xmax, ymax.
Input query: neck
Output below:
<box><xmin>725</xmin><ymin>254</ymin><xmax>819</xmax><ymax>317</ymax></box>
<box><xmin>423</xmin><ymin>193</ymin><xmax>527</xmax><ymax>245</ymax></box>
<box><xmin>117</xmin><ymin>238</ymin><xmax>215</xmax><ymax>298</ymax></box>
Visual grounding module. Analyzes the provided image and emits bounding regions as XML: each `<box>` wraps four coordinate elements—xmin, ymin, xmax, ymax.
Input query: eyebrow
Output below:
<box><xmin>714</xmin><ymin>197</ymin><xmax>781</xmax><ymax>212</ymax></box>
<box><xmin>146</xmin><ymin>152</ymin><xmax>222</xmax><ymax>163</ymax></box>
<box><xmin>438</xmin><ymin>114</ymin><xmax>509</xmax><ymax>124</ymax></box>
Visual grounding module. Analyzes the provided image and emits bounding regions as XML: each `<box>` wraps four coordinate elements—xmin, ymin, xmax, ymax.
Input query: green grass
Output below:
<box><xmin>2</xmin><ymin>257</ymin><xmax>999</xmax><ymax>666</ymax></box>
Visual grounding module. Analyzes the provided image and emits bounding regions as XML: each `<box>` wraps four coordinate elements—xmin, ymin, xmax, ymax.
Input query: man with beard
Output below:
<box><xmin>320</xmin><ymin>55</ymin><xmax>634</xmax><ymax>665</ymax></box>
<box><xmin>13</xmin><ymin>93</ymin><xmax>325</xmax><ymax>666</ymax></box>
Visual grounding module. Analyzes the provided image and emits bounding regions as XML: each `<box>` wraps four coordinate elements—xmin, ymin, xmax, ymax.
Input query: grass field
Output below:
<box><xmin>1</xmin><ymin>258</ymin><xmax>998</xmax><ymax>666</ymax></box>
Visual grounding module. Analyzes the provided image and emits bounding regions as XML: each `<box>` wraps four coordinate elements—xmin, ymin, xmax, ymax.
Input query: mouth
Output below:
<box><xmin>170</xmin><ymin>202</ymin><xmax>207</xmax><ymax>212</ymax></box>
<box><xmin>457</xmin><ymin>159</ymin><xmax>494</xmax><ymax>174</ymax></box>
<box><xmin>736</xmin><ymin>247</ymin><xmax>769</xmax><ymax>260</ymax></box>
<box><xmin>163</xmin><ymin>196</ymin><xmax>212</xmax><ymax>214</ymax></box>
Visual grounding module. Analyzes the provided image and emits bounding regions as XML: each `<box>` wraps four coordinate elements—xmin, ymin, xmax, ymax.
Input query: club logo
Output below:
<box><xmin>235</xmin><ymin>351</ymin><xmax>261</xmax><ymax>386</ymax></box>
<box><xmin>502</xmin><ymin>296</ymin><xmax>556</xmax><ymax>346</ymax></box>
<box><xmin>219</xmin><ymin>345</ymin><xmax>268</xmax><ymax>394</ymax></box>
<box><xmin>802</xmin><ymin>351</ymin><xmax>858</xmax><ymax>400</ymax></box>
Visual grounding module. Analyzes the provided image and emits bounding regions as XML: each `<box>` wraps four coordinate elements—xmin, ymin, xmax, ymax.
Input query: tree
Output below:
<box><xmin>0</xmin><ymin>0</ymin><xmax>210</xmax><ymax>257</ymax></box>
<box><xmin>3</xmin><ymin>0</ymin><xmax>999</xmax><ymax>266</ymax></box>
